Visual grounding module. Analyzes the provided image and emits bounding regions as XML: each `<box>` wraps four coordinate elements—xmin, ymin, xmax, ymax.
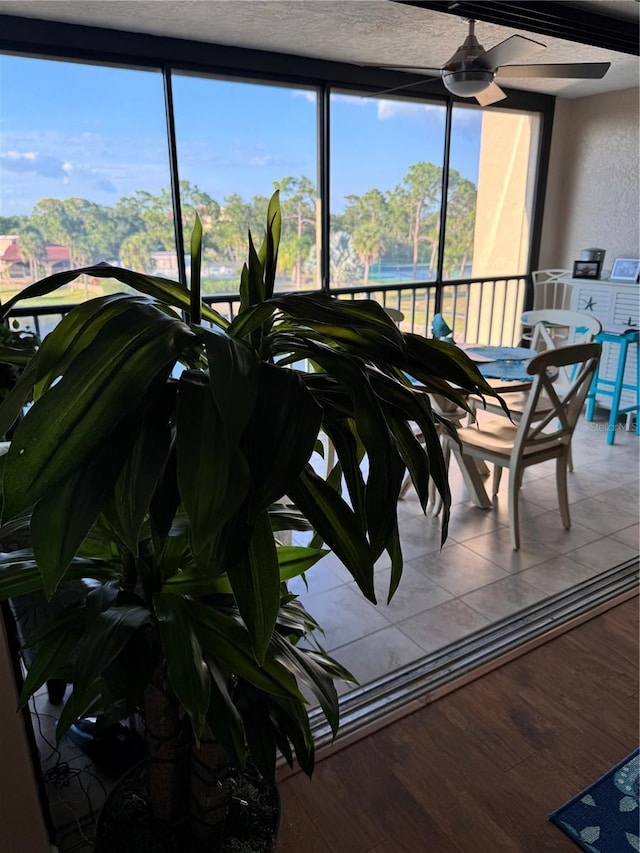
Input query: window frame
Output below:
<box><xmin>0</xmin><ymin>13</ymin><xmax>555</xmax><ymax>306</ymax></box>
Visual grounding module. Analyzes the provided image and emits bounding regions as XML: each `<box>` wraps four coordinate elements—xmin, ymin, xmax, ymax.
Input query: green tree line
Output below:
<box><xmin>1</xmin><ymin>164</ymin><xmax>476</xmax><ymax>287</ymax></box>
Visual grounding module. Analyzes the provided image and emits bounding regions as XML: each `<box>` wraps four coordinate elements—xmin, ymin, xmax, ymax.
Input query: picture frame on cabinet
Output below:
<box><xmin>610</xmin><ymin>257</ymin><xmax>640</xmax><ymax>282</ymax></box>
<box><xmin>573</xmin><ymin>260</ymin><xmax>601</xmax><ymax>279</ymax></box>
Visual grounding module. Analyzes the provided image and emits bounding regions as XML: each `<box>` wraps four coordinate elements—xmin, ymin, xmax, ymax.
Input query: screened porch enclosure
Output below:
<box><xmin>0</xmin><ymin>47</ymin><xmax>547</xmax><ymax>343</ymax></box>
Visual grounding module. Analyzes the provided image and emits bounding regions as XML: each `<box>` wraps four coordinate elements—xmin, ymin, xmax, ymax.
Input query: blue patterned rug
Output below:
<box><xmin>549</xmin><ymin>748</ymin><xmax>639</xmax><ymax>852</ymax></box>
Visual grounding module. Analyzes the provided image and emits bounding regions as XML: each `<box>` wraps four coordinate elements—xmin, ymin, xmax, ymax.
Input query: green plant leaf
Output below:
<box><xmin>227</xmin><ymin>511</ymin><xmax>280</xmax><ymax>664</ymax></box>
<box><xmin>101</xmin><ymin>630</ymin><xmax>157</xmax><ymax>716</ymax></box>
<box><xmin>2</xmin><ymin>300</ymin><xmax>195</xmax><ymax>521</ymax></box>
<box><xmin>149</xmin><ymin>441</ymin><xmax>179</xmax><ymax>542</ymax></box>
<box><xmin>206</xmin><ymin>661</ymin><xmax>247</xmax><ymax>771</ymax></box>
<box><xmin>384</xmin><ymin>523</ymin><xmax>403</xmax><ymax>604</ymax></box>
<box><xmin>17</xmin><ymin>610</ymin><xmax>85</xmax><ymax>707</ymax></box>
<box><xmin>106</xmin><ymin>383</ymin><xmax>175</xmax><ymax>554</ymax></box>
<box><xmin>288</xmin><ymin>466</ymin><xmax>376</xmax><ymax>602</ymax></box>
<box><xmin>56</xmin><ymin>681</ymin><xmax>102</xmax><ymax>742</ymax></box>
<box><xmin>0</xmin><ymin>357</ymin><xmax>38</xmax><ymax>439</ymax></box>
<box><xmin>202</xmin><ymin>328</ymin><xmax>259</xmax><ymax>437</ymax></box>
<box><xmin>30</xmin><ymin>410</ymin><xmax>146</xmax><ymax>597</ymax></box>
<box><xmin>321</xmin><ymin>418</ymin><xmax>367</xmax><ymax>532</ymax></box>
<box><xmin>226</xmin><ymin>302</ymin><xmax>277</xmax><ymax>341</ymax></box>
<box><xmin>369</xmin><ymin>371</ymin><xmax>453</xmax><ymax>526</ymax></box>
<box><xmin>33</xmin><ymin>295</ymin><xmax>160</xmax><ymax>399</ymax></box>
<box><xmin>154</xmin><ymin>593</ymin><xmax>210</xmax><ymax>742</ymax></box>
<box><xmin>271</xmin><ymin>633</ymin><xmax>345</xmax><ymax>736</ymax></box>
<box><xmin>388</xmin><ymin>418</ymin><xmax>431</xmax><ymax>512</ymax></box>
<box><xmin>163</xmin><ymin>567</ymin><xmax>228</xmax><ymax>596</ymax></box>
<box><xmin>269</xmin><ymin>292</ymin><xmax>405</xmax><ymax>350</ymax></box>
<box><xmin>242</xmin><ymin>363</ymin><xmax>322</xmax><ymax>518</ymax></box>
<box><xmin>176</xmin><ymin>370</ymin><xmax>250</xmax><ymax>557</ymax></box>
<box><xmin>276</xmin><ymin>546</ymin><xmax>328</xmax><ymax>581</ymax></box>
<box><xmin>258</xmin><ymin>190</ymin><xmax>281</xmax><ymax>300</ymax></box>
<box><xmin>74</xmin><ymin>604</ymin><xmax>151</xmax><ymax>697</ymax></box>
<box><xmin>239</xmin><ymin>692</ymin><xmax>278</xmax><ymax>781</ymax></box>
<box><xmin>239</xmin><ymin>231</ymin><xmax>265</xmax><ymax>313</ymax></box>
<box><xmin>268</xmin><ymin>502</ymin><xmax>314</xmax><ymax>533</ymax></box>
<box><xmin>281</xmin><ymin>338</ymin><xmax>400</xmax><ymax>561</ymax></box>
<box><xmin>190</xmin><ymin>602</ymin><xmax>304</xmax><ymax>701</ymax></box>
<box><xmin>268</xmin><ymin>695</ymin><xmax>315</xmax><ymax>776</ymax></box>
<box><xmin>404</xmin><ymin>334</ymin><xmax>504</xmax><ymax>405</ymax></box>
<box><xmin>0</xmin><ymin>263</ymin><xmax>228</xmax><ymax>329</ymax></box>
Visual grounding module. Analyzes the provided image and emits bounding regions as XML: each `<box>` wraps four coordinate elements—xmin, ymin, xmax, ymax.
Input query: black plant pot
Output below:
<box><xmin>94</xmin><ymin>760</ymin><xmax>280</xmax><ymax>853</ymax></box>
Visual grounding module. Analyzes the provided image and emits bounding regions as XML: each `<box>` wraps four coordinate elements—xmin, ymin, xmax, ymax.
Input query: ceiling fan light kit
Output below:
<box><xmin>442</xmin><ymin>68</ymin><xmax>494</xmax><ymax>97</ymax></box>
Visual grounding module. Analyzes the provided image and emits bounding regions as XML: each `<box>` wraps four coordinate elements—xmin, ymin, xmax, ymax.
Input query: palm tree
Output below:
<box><xmin>17</xmin><ymin>225</ymin><xmax>46</xmax><ymax>280</ymax></box>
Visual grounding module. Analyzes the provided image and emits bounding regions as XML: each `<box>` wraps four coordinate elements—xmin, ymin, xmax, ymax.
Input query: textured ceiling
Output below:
<box><xmin>0</xmin><ymin>0</ymin><xmax>638</xmax><ymax>98</ymax></box>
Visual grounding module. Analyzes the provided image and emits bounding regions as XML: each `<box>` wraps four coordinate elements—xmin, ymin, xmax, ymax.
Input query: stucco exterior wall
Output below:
<box><xmin>539</xmin><ymin>87</ymin><xmax>640</xmax><ymax>275</ymax></box>
<box><xmin>472</xmin><ymin>111</ymin><xmax>537</xmax><ymax>278</ymax></box>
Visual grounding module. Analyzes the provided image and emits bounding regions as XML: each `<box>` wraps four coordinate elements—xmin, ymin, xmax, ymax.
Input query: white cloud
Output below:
<box><xmin>291</xmin><ymin>90</ymin><xmax>316</xmax><ymax>104</ymax></box>
<box><xmin>331</xmin><ymin>93</ymin><xmax>370</xmax><ymax>107</ymax></box>
<box><xmin>4</xmin><ymin>150</ymin><xmax>37</xmax><ymax>161</ymax></box>
<box><xmin>376</xmin><ymin>100</ymin><xmax>443</xmax><ymax>121</ymax></box>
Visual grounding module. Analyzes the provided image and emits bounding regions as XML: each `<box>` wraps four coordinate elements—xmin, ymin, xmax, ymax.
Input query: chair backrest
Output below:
<box><xmin>383</xmin><ymin>306</ymin><xmax>405</xmax><ymax>324</ymax></box>
<box><xmin>522</xmin><ymin>308</ymin><xmax>602</xmax><ymax>352</ymax></box>
<box><xmin>512</xmin><ymin>342</ymin><xmax>601</xmax><ymax>461</ymax></box>
<box><xmin>522</xmin><ymin>309</ymin><xmax>601</xmax><ymax>391</ymax></box>
<box><xmin>531</xmin><ymin>269</ymin><xmax>572</xmax><ymax>311</ymax></box>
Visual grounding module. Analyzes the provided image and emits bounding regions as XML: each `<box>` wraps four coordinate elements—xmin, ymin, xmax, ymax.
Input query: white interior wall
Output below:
<box><xmin>0</xmin><ymin>615</ymin><xmax>51</xmax><ymax>853</ymax></box>
<box><xmin>539</xmin><ymin>86</ymin><xmax>640</xmax><ymax>276</ymax></box>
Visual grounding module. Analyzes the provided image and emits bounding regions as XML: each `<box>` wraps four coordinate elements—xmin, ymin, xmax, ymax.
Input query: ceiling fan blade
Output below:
<box><xmin>475</xmin><ymin>82</ymin><xmax>507</xmax><ymax>107</ymax></box>
<box><xmin>475</xmin><ymin>34</ymin><xmax>545</xmax><ymax>71</ymax></box>
<box><xmin>357</xmin><ymin>62</ymin><xmax>442</xmax><ymax>75</ymax></box>
<box><xmin>496</xmin><ymin>62</ymin><xmax>611</xmax><ymax>80</ymax></box>
<box><xmin>367</xmin><ymin>77</ymin><xmax>442</xmax><ymax>98</ymax></box>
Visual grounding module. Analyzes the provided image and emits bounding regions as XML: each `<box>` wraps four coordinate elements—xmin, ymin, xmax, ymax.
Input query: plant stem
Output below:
<box><xmin>189</xmin><ymin>725</ymin><xmax>231</xmax><ymax>844</ymax></box>
<box><xmin>144</xmin><ymin>663</ymin><xmax>190</xmax><ymax>828</ymax></box>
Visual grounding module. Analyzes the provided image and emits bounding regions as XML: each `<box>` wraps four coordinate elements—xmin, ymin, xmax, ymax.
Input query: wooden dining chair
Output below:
<box><xmin>530</xmin><ymin>269</ymin><xmax>573</xmax><ymax>310</ymax></box>
<box><xmin>383</xmin><ymin>306</ymin><xmax>405</xmax><ymax>324</ymax></box>
<box><xmin>475</xmin><ymin>311</ymin><xmax>602</xmax><ymax>476</ymax></box>
<box><xmin>521</xmin><ymin>308</ymin><xmax>602</xmax><ymax>365</ymax></box>
<box><xmin>444</xmin><ymin>342</ymin><xmax>602</xmax><ymax>550</ymax></box>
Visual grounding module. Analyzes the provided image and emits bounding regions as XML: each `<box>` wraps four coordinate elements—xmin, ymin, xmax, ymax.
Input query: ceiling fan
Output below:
<box><xmin>366</xmin><ymin>19</ymin><xmax>611</xmax><ymax>105</ymax></box>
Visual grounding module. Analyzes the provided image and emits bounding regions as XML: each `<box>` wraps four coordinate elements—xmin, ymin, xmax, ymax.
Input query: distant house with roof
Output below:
<box><xmin>0</xmin><ymin>236</ymin><xmax>71</xmax><ymax>283</ymax></box>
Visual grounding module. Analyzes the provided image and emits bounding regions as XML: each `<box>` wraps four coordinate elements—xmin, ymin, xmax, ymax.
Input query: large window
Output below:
<box><xmin>330</xmin><ymin>92</ymin><xmax>446</xmax><ymax>288</ymax></box>
<box><xmin>0</xmin><ymin>40</ymin><xmax>547</xmax><ymax>342</ymax></box>
<box><xmin>0</xmin><ymin>55</ymin><xmax>171</xmax><ymax>317</ymax></box>
<box><xmin>448</xmin><ymin>103</ymin><xmax>541</xmax><ymax>279</ymax></box>
<box><xmin>172</xmin><ymin>75</ymin><xmax>318</xmax><ymax>295</ymax></box>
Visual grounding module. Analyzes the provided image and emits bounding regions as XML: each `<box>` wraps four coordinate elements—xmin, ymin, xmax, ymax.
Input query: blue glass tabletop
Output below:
<box><xmin>463</xmin><ymin>345</ymin><xmax>534</xmax><ymax>382</ymax></box>
<box><xmin>477</xmin><ymin>361</ymin><xmax>533</xmax><ymax>382</ymax></box>
<box><xmin>464</xmin><ymin>345</ymin><xmax>533</xmax><ymax>362</ymax></box>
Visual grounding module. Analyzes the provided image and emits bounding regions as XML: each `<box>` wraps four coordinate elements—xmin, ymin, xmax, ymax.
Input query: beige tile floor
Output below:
<box><xmin>291</xmin><ymin>410</ymin><xmax>639</xmax><ymax>692</ymax></box>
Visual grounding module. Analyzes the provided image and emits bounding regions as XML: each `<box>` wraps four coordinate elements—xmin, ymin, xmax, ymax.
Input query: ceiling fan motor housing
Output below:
<box><xmin>441</xmin><ymin>29</ymin><xmax>495</xmax><ymax>97</ymax></box>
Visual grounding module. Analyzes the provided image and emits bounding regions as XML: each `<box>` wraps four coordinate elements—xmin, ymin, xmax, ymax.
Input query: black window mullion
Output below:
<box><xmin>434</xmin><ymin>99</ymin><xmax>453</xmax><ymax>315</ymax></box>
<box><xmin>319</xmin><ymin>84</ymin><xmax>331</xmax><ymax>293</ymax></box>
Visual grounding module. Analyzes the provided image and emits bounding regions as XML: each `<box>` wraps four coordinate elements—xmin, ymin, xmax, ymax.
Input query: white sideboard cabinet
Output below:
<box><xmin>568</xmin><ymin>278</ymin><xmax>639</xmax><ymax>412</ymax></box>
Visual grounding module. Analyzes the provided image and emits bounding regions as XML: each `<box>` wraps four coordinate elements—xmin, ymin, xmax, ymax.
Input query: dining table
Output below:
<box><xmin>459</xmin><ymin>343</ymin><xmax>535</xmax><ymax>387</ymax></box>
<box><xmin>406</xmin><ymin>342</ymin><xmax>538</xmax><ymax>512</ymax></box>
<box><xmin>449</xmin><ymin>342</ymin><xmax>537</xmax><ymax>508</ymax></box>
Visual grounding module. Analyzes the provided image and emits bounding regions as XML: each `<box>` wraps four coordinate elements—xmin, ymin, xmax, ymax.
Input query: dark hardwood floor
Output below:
<box><xmin>277</xmin><ymin>596</ymin><xmax>640</xmax><ymax>853</ymax></box>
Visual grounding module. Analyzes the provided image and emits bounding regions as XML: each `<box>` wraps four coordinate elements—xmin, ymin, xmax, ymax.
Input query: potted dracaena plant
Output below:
<box><xmin>0</xmin><ymin>191</ymin><xmax>498</xmax><ymax>851</ymax></box>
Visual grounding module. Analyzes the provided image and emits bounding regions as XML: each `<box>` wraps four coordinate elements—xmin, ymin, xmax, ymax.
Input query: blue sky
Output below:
<box><xmin>0</xmin><ymin>54</ymin><xmax>482</xmax><ymax>218</ymax></box>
